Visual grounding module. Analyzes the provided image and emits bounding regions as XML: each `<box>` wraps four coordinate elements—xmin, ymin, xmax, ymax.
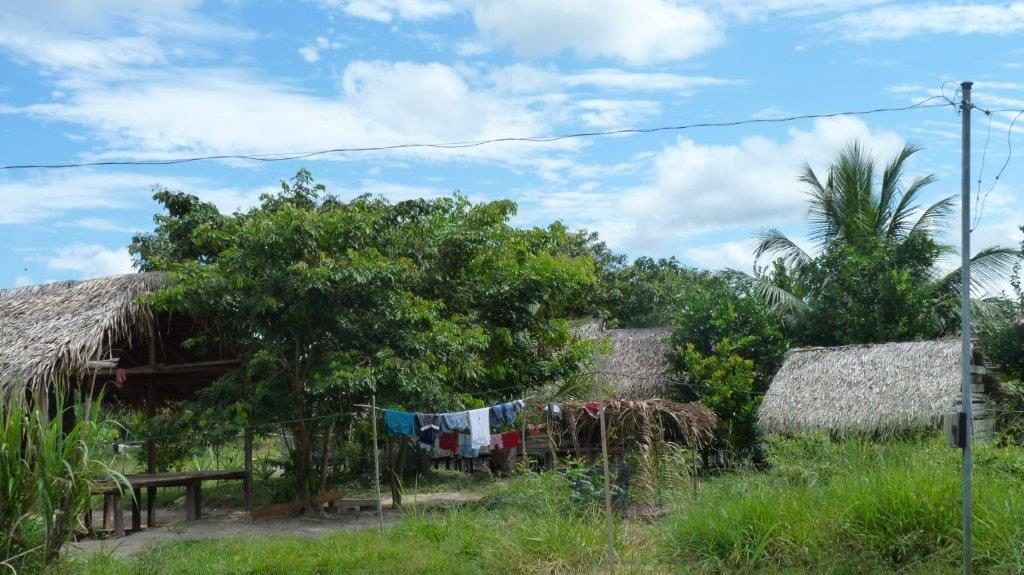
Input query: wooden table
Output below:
<box><xmin>91</xmin><ymin>470</ymin><xmax>247</xmax><ymax>537</ymax></box>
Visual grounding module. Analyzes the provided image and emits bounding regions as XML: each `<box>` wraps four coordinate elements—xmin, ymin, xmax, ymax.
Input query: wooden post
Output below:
<box><xmin>371</xmin><ymin>396</ymin><xmax>384</xmax><ymax>530</ymax></box>
<box><xmin>546</xmin><ymin>407</ymin><xmax>558</xmax><ymax>470</ymax></box>
<box><xmin>131</xmin><ymin>488</ymin><xmax>142</xmax><ymax>532</ymax></box>
<box><xmin>146</xmin><ymin>382</ymin><xmax>157</xmax><ymax>527</ymax></box>
<box><xmin>521</xmin><ymin>391</ymin><xmax>528</xmax><ymax>467</ymax></box>
<box><xmin>244</xmin><ymin>427</ymin><xmax>254</xmax><ymax>512</ymax></box>
<box><xmin>599</xmin><ymin>403</ymin><xmax>616</xmax><ymax>573</ymax></box>
<box><xmin>112</xmin><ymin>492</ymin><xmax>125</xmax><ymax>537</ymax></box>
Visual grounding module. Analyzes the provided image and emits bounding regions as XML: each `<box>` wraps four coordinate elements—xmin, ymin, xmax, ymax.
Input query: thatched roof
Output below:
<box><xmin>566</xmin><ymin>398</ymin><xmax>717</xmax><ymax>450</ymax></box>
<box><xmin>759</xmin><ymin>339</ymin><xmax>990</xmax><ymax>434</ymax></box>
<box><xmin>0</xmin><ymin>273</ymin><xmax>164</xmax><ymax>394</ymax></box>
<box><xmin>572</xmin><ymin>320</ymin><xmax>674</xmax><ymax>399</ymax></box>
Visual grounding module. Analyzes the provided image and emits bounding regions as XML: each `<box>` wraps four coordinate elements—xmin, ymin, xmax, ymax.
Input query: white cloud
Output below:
<box><xmin>577</xmin><ymin>99</ymin><xmax>661</xmax><ymax>129</ymax></box>
<box><xmin>0</xmin><ymin>171</ymin><xmax>269</xmax><ymax>226</ymax></box>
<box><xmin>471</xmin><ymin>0</ymin><xmax>723</xmax><ymax>64</ymax></box>
<box><xmin>826</xmin><ymin>3</ymin><xmax>1024</xmax><ymax>41</ymax></box>
<box><xmin>12</xmin><ymin>275</ymin><xmax>34</xmax><ymax>288</ymax></box>
<box><xmin>681</xmin><ymin>239</ymin><xmax>761</xmax><ymax>272</ymax></box>
<box><xmin>522</xmin><ymin>117</ymin><xmax>906</xmax><ymax>255</ymax></box>
<box><xmin>298</xmin><ymin>46</ymin><xmax>321</xmax><ymax>63</ymax></box>
<box><xmin>44</xmin><ymin>244</ymin><xmax>135</xmax><ymax>278</ymax></box>
<box><xmin>320</xmin><ymin>0</ymin><xmax>458</xmax><ymax>22</ymax></box>
<box><xmin>298</xmin><ymin>36</ymin><xmax>344</xmax><ymax>64</ymax></box>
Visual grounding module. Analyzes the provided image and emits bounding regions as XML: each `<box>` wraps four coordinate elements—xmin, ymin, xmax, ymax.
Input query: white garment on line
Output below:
<box><xmin>468</xmin><ymin>407</ymin><xmax>491</xmax><ymax>449</ymax></box>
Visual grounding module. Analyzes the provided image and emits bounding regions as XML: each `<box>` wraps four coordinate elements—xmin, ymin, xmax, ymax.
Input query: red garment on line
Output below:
<box><xmin>439</xmin><ymin>432</ymin><xmax>459</xmax><ymax>452</ymax></box>
<box><xmin>528</xmin><ymin>426</ymin><xmax>541</xmax><ymax>437</ymax></box>
<box><xmin>501</xmin><ymin>430</ymin><xmax>521</xmax><ymax>449</ymax></box>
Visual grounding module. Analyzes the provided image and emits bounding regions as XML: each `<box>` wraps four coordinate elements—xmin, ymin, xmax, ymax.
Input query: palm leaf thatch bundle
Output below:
<box><xmin>759</xmin><ymin>338</ymin><xmax>995</xmax><ymax>435</ymax></box>
<box><xmin>565</xmin><ymin>399</ymin><xmax>717</xmax><ymax>451</ymax></box>
<box><xmin>0</xmin><ymin>273</ymin><xmax>163</xmax><ymax>396</ymax></box>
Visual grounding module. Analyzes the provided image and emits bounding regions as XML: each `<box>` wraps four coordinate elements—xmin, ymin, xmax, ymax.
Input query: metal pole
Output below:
<box><xmin>371</xmin><ymin>395</ymin><xmax>384</xmax><ymax>530</ymax></box>
<box><xmin>598</xmin><ymin>403</ymin><xmax>616</xmax><ymax>573</ymax></box>
<box><xmin>960</xmin><ymin>80</ymin><xmax>974</xmax><ymax>575</ymax></box>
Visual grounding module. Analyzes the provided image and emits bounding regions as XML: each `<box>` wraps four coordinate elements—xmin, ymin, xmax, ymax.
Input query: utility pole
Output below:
<box><xmin>960</xmin><ymin>80</ymin><xmax>974</xmax><ymax>575</ymax></box>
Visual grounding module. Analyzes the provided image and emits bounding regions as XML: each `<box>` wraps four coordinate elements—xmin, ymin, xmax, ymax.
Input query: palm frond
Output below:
<box><xmin>907</xmin><ymin>192</ymin><xmax>953</xmax><ymax>238</ymax></box>
<box><xmin>878</xmin><ymin>143</ymin><xmax>921</xmax><ymax>235</ymax></box>
<box><xmin>934</xmin><ymin>246</ymin><xmax>1021</xmax><ymax>299</ymax></box>
<box><xmin>753</xmin><ymin>228</ymin><xmax>812</xmax><ymax>270</ymax></box>
<box><xmin>720</xmin><ymin>268</ymin><xmax>808</xmax><ymax>316</ymax></box>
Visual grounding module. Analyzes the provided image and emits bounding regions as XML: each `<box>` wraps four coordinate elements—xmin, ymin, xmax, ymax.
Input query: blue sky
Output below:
<box><xmin>1</xmin><ymin>0</ymin><xmax>1023</xmax><ymax>290</ymax></box>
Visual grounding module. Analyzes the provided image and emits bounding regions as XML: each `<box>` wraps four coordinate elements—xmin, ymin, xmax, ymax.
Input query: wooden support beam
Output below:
<box><xmin>250</xmin><ymin>490</ymin><xmax>344</xmax><ymax>520</ymax></box>
<box><xmin>90</xmin><ymin>358</ymin><xmax>241</xmax><ymax>377</ymax></box>
<box><xmin>244</xmin><ymin>427</ymin><xmax>253</xmax><ymax>512</ymax></box>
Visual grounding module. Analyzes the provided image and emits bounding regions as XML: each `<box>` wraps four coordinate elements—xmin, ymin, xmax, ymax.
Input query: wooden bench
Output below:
<box><xmin>90</xmin><ymin>470</ymin><xmax>247</xmax><ymax>537</ymax></box>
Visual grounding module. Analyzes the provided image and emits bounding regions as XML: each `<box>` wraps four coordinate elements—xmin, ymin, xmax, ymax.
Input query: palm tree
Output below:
<box><xmin>730</xmin><ymin>141</ymin><xmax>1018</xmax><ymax>324</ymax></box>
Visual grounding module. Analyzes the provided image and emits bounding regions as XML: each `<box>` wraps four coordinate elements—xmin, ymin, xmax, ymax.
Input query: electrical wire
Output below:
<box><xmin>972</xmin><ymin>109</ymin><xmax>994</xmax><ymax>231</ymax></box>
<box><xmin>974</xmin><ymin>109</ymin><xmax>1024</xmax><ymax>231</ymax></box>
<box><xmin>0</xmin><ymin>97</ymin><xmax>952</xmax><ymax>171</ymax></box>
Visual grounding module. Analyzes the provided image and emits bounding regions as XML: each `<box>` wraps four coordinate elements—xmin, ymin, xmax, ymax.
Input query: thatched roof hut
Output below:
<box><xmin>572</xmin><ymin>320</ymin><xmax>674</xmax><ymax>399</ymax></box>
<box><xmin>759</xmin><ymin>339</ymin><xmax>997</xmax><ymax>436</ymax></box>
<box><xmin>0</xmin><ymin>273</ymin><xmax>235</xmax><ymax>403</ymax></box>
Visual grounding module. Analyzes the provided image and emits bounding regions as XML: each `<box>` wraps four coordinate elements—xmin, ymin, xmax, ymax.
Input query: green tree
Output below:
<box><xmin>131</xmin><ymin>170</ymin><xmax>595</xmax><ymax>508</ymax></box>
<box><xmin>733</xmin><ymin>141</ymin><xmax>1017</xmax><ymax>339</ymax></box>
<box><xmin>668</xmin><ymin>278</ymin><xmax>789</xmax><ymax>452</ymax></box>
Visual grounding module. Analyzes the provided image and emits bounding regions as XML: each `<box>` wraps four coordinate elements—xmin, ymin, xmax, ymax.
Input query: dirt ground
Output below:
<box><xmin>70</xmin><ymin>491</ymin><xmax>483</xmax><ymax>558</ymax></box>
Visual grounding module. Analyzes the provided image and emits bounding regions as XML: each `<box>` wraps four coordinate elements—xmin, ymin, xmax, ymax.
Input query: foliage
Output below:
<box><xmin>668</xmin><ymin>277</ymin><xmax>788</xmax><ymax>453</ymax></box>
<box><xmin>794</xmin><ymin>236</ymin><xmax>946</xmax><ymax>345</ymax></box>
<box><xmin>1</xmin><ymin>387</ymin><xmax>126</xmax><ymax>569</ymax></box>
<box><xmin>732</xmin><ymin>140</ymin><xmax>1018</xmax><ymax>345</ymax></box>
<box><xmin>61</xmin><ymin>436</ymin><xmax>1024</xmax><ymax>575</ymax></box>
<box><xmin>130</xmin><ymin>169</ymin><xmax>595</xmax><ymax>504</ymax></box>
<box><xmin>678</xmin><ymin>341</ymin><xmax>759</xmax><ymax>452</ymax></box>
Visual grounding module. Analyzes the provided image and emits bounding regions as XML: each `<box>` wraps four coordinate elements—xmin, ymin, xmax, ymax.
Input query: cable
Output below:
<box><xmin>976</xmin><ymin>109</ymin><xmax>1024</xmax><ymax>230</ymax></box>
<box><xmin>0</xmin><ymin>97</ymin><xmax>952</xmax><ymax>171</ymax></box>
<box><xmin>972</xmin><ymin>109</ymin><xmax>994</xmax><ymax>231</ymax></box>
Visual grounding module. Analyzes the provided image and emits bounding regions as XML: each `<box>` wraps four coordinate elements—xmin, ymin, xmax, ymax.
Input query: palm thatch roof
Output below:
<box><xmin>566</xmin><ymin>399</ymin><xmax>717</xmax><ymax>450</ymax></box>
<box><xmin>759</xmin><ymin>338</ymin><xmax>993</xmax><ymax>434</ymax></box>
<box><xmin>571</xmin><ymin>320</ymin><xmax>675</xmax><ymax>399</ymax></box>
<box><xmin>0</xmin><ymin>273</ymin><xmax>164</xmax><ymax>395</ymax></box>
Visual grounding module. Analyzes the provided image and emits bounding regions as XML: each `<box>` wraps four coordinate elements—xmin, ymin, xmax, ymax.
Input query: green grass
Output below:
<box><xmin>57</xmin><ymin>435</ymin><xmax>1024</xmax><ymax>575</ymax></box>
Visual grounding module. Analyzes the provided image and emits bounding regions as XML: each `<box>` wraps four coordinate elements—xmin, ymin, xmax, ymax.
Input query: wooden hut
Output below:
<box><xmin>758</xmin><ymin>339</ymin><xmax>997</xmax><ymax>439</ymax></box>
<box><xmin>0</xmin><ymin>273</ymin><xmax>244</xmax><ymax>534</ymax></box>
<box><xmin>0</xmin><ymin>272</ymin><xmax>236</xmax><ymax>407</ymax></box>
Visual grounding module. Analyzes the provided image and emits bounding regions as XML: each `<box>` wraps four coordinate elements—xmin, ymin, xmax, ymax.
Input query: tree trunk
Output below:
<box><xmin>388</xmin><ymin>438</ymin><xmax>406</xmax><ymax>509</ymax></box>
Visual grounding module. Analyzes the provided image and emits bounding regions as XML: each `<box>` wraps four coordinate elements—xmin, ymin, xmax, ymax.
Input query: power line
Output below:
<box><xmin>0</xmin><ymin>97</ymin><xmax>952</xmax><ymax>171</ymax></box>
<box><xmin>971</xmin><ymin>107</ymin><xmax>1024</xmax><ymax>231</ymax></box>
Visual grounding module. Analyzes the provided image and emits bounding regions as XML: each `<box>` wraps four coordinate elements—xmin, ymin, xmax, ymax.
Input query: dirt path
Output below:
<box><xmin>71</xmin><ymin>491</ymin><xmax>483</xmax><ymax>558</ymax></box>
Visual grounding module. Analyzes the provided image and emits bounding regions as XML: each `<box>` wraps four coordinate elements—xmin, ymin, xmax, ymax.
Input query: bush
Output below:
<box><xmin>1</xmin><ymin>387</ymin><xmax>127</xmax><ymax>570</ymax></box>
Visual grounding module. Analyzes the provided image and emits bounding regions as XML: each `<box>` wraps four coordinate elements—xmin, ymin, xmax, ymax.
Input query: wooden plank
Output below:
<box><xmin>250</xmin><ymin>490</ymin><xmax>344</xmax><ymax>520</ymax></box>
<box><xmin>97</xmin><ymin>470</ymin><xmax>247</xmax><ymax>492</ymax></box>
<box><xmin>334</xmin><ymin>499</ymin><xmax>381</xmax><ymax>510</ymax></box>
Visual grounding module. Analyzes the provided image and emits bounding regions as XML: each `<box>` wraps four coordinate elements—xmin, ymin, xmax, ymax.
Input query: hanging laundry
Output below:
<box><xmin>440</xmin><ymin>411</ymin><xmax>469</xmax><ymax>432</ymax></box>
<box><xmin>501</xmin><ymin>430</ymin><xmax>521</xmax><ymax>449</ymax></box>
<box><xmin>528</xmin><ymin>425</ymin><xmax>541</xmax><ymax>437</ymax></box>
<box><xmin>468</xmin><ymin>407</ymin><xmax>491</xmax><ymax>449</ymax></box>
<box><xmin>490</xmin><ymin>434</ymin><xmax>503</xmax><ymax>448</ymax></box>
<box><xmin>417</xmin><ymin>413</ymin><xmax>442</xmax><ymax>431</ymax></box>
<box><xmin>584</xmin><ymin>402</ymin><xmax>600</xmax><ymax>417</ymax></box>
<box><xmin>384</xmin><ymin>409</ymin><xmax>417</xmax><ymax>436</ymax></box>
<box><xmin>514</xmin><ymin>399</ymin><xmax>526</xmax><ymax>412</ymax></box>
<box><xmin>458</xmin><ymin>433</ymin><xmax>479</xmax><ymax>458</ymax></box>
<box><xmin>548</xmin><ymin>403</ymin><xmax>563</xmax><ymax>421</ymax></box>
<box><xmin>490</xmin><ymin>402</ymin><xmax>516</xmax><ymax>427</ymax></box>
<box><xmin>439</xmin><ymin>432</ymin><xmax>459</xmax><ymax>452</ymax></box>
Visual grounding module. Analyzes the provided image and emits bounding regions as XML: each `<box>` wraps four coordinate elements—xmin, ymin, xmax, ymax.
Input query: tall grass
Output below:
<box><xmin>1</xmin><ymin>387</ymin><xmax>126</xmax><ymax>570</ymax></box>
<box><xmin>660</xmin><ymin>434</ymin><xmax>1024</xmax><ymax>574</ymax></box>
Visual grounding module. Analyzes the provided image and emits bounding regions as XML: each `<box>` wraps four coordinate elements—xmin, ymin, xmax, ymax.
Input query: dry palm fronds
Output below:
<box><xmin>759</xmin><ymin>339</ymin><xmax>997</xmax><ymax>434</ymax></box>
<box><xmin>0</xmin><ymin>273</ymin><xmax>164</xmax><ymax>396</ymax></box>
<box><xmin>564</xmin><ymin>398</ymin><xmax>717</xmax><ymax>451</ymax></box>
